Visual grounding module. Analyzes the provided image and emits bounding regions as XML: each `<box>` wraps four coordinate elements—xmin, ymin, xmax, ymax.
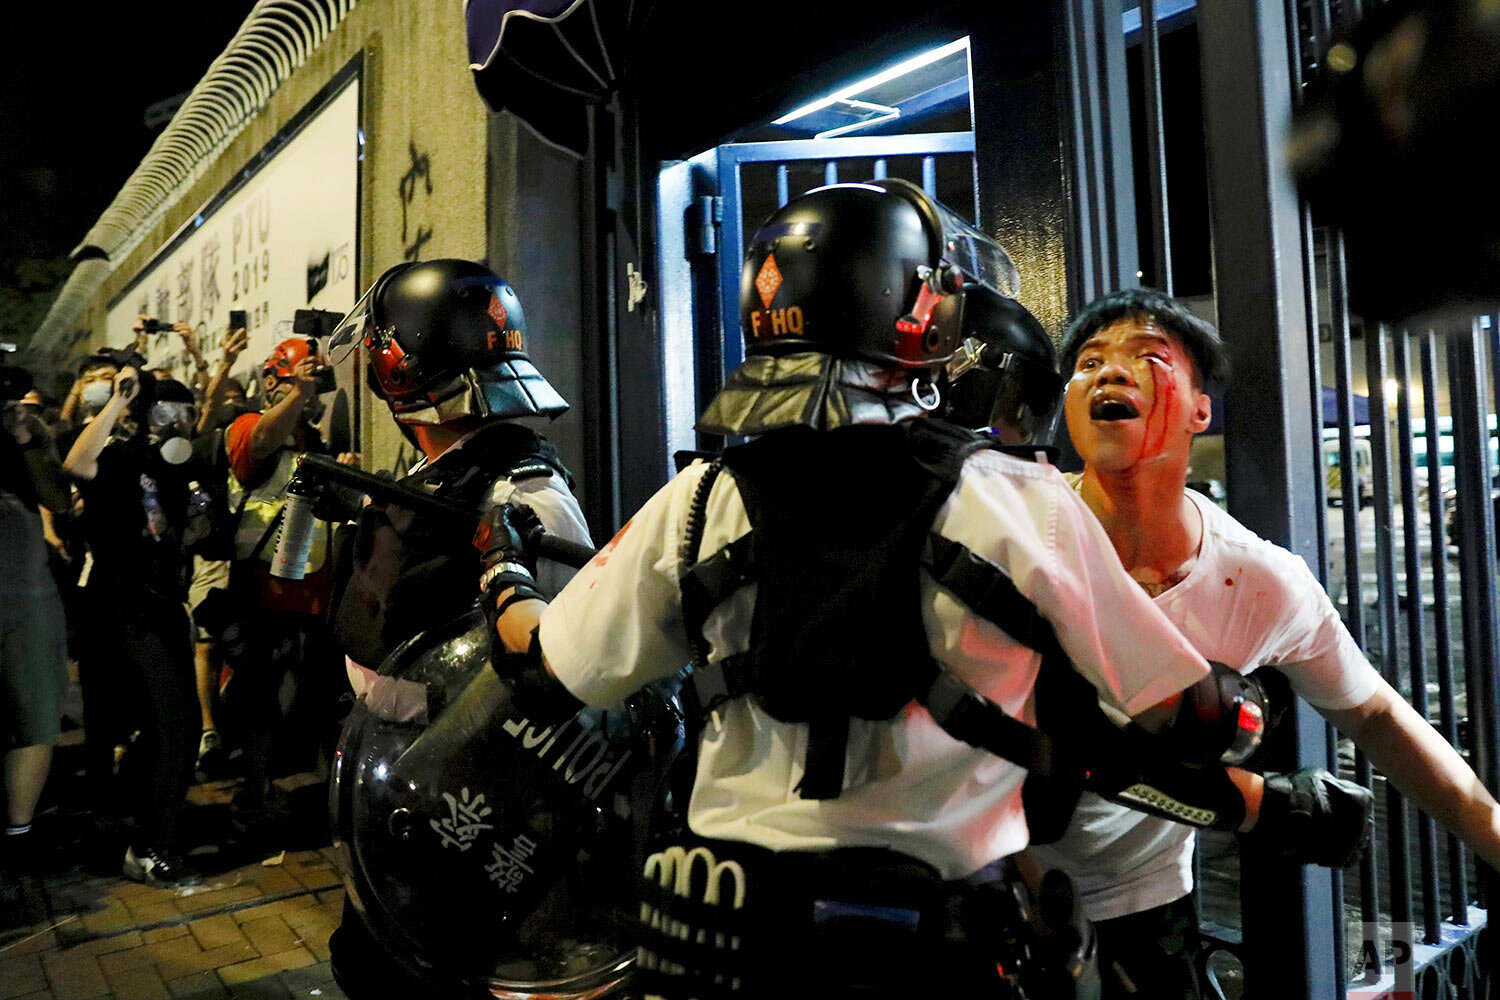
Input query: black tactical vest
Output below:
<box><xmin>329</xmin><ymin>422</ymin><xmax>571</xmax><ymax>669</ymax></box>
<box><xmin>679</xmin><ymin>419</ymin><xmax>1111</xmax><ymax>834</ymax></box>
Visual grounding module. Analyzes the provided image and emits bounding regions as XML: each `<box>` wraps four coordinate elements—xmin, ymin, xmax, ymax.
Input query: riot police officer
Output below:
<box><xmin>942</xmin><ymin>283</ymin><xmax>1062</xmax><ymax>444</ymax></box>
<box><xmin>475</xmin><ymin>180</ymin><xmax>1373</xmax><ymax>997</ymax></box>
<box><xmin>321</xmin><ymin>259</ymin><xmax>600</xmax><ymax>996</ymax></box>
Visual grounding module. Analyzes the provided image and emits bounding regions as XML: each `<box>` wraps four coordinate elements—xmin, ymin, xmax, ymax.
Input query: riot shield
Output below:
<box><xmin>330</xmin><ymin>608</ymin><xmax>684</xmax><ymax>997</ymax></box>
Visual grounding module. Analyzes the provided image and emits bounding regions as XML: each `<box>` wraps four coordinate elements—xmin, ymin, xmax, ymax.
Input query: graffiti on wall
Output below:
<box><xmin>399</xmin><ymin>139</ymin><xmax>435</xmax><ymax>261</ymax></box>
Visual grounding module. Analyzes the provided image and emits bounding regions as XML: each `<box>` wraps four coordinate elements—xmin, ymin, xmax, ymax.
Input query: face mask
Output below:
<box><xmin>148</xmin><ymin>402</ymin><xmax>198</xmax><ymax>465</ymax></box>
<box><xmin>80</xmin><ymin>382</ymin><xmax>113</xmax><ymax>414</ymax></box>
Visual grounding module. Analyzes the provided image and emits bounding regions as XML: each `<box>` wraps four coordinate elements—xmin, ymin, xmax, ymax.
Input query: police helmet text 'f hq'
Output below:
<box><xmin>328</xmin><ymin>259</ymin><xmax>568</xmax><ymax>425</ymax></box>
<box><xmin>737</xmin><ymin>177</ymin><xmax>1020</xmax><ymax>369</ymax></box>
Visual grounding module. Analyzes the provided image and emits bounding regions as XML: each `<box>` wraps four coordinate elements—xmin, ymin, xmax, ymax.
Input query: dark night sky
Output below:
<box><xmin>0</xmin><ymin>5</ymin><xmax>257</xmax><ymax>277</ymax></box>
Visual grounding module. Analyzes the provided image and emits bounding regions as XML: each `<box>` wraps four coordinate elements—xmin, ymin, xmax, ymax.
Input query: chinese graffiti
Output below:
<box><xmin>398</xmin><ymin>139</ymin><xmax>435</xmax><ymax>261</ymax></box>
<box><xmin>306</xmin><ymin>251</ymin><xmax>329</xmax><ymax>301</ymax></box>
<box><xmin>429</xmin><ymin>787</ymin><xmax>494</xmax><ymax>852</ymax></box>
<box><xmin>201</xmin><ymin>235</ymin><xmax>222</xmax><ymax>320</ymax></box>
<box><xmin>485</xmin><ymin>834</ymin><xmax>538</xmax><ymax>894</ymax></box>
<box><xmin>176</xmin><ymin>260</ymin><xmax>194</xmax><ymax>326</ymax></box>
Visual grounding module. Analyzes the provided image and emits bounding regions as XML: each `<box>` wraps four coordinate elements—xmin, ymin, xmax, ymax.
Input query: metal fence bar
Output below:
<box><xmin>1138</xmin><ymin>0</ymin><xmax>1171</xmax><ymax>294</ymax></box>
<box><xmin>1393</xmin><ymin>328</ymin><xmax>1443</xmax><ymax>944</ymax></box>
<box><xmin>921</xmin><ymin>155</ymin><xmax>936</xmax><ymax>197</ymax></box>
<box><xmin>824</xmin><ymin>160</ymin><xmax>837</xmax><ymax>186</ymax></box>
<box><xmin>1367</xmin><ymin>323</ymin><xmax>1416</xmax><ymax>931</ymax></box>
<box><xmin>1196</xmin><ymin>1</ymin><xmax>1337</xmax><ymax>992</ymax></box>
<box><xmin>1421</xmin><ymin>330</ymin><xmax>1470</xmax><ymax>922</ymax></box>
<box><xmin>1329</xmin><ymin>232</ymin><xmax>1383</xmax><ymax>958</ymax></box>
<box><xmin>1287</xmin><ymin>3</ymin><xmax>1330</xmax><ymax>590</ymax></box>
<box><xmin>1447</xmin><ymin>319</ymin><xmax>1500</xmax><ymax>912</ymax></box>
<box><xmin>871</xmin><ymin>158</ymin><xmax>886</xmax><ymax>180</ymax></box>
<box><xmin>1291</xmin><ymin>13</ymin><xmax>1343</xmax><ymax>980</ymax></box>
<box><xmin>776</xmin><ymin>164</ymin><xmax>788</xmax><ymax>208</ymax></box>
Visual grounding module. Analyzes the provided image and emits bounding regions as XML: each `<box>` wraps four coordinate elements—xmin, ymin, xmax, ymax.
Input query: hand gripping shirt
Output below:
<box><xmin>539</xmin><ymin>445</ymin><xmax>1210</xmax><ymax>880</ymax></box>
<box><xmin>1030</xmin><ymin>488</ymin><xmax>1381</xmax><ymax>920</ymax></box>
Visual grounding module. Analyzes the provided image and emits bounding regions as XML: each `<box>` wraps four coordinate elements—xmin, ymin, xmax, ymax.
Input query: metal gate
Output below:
<box><xmin>1136</xmin><ymin>1</ymin><xmax>1499</xmax><ymax>995</ymax></box>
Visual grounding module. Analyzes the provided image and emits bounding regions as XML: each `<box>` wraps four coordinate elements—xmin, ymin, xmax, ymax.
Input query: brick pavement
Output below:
<box><xmin>1</xmin><ymin>848</ymin><xmax>349</xmax><ymax>1000</ymax></box>
<box><xmin>1</xmin><ymin>770</ymin><xmax>351</xmax><ymax>1000</ymax></box>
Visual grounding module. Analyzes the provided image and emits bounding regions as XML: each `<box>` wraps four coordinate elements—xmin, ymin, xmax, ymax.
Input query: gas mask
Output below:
<box><xmin>148</xmin><ymin>401</ymin><xmax>198</xmax><ymax>465</ymax></box>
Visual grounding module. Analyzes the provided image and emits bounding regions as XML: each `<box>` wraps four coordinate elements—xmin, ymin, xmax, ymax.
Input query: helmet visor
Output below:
<box><xmin>930</xmin><ymin>199</ymin><xmax>1021</xmax><ymax>300</ymax></box>
<box><xmin>867</xmin><ymin>178</ymin><xmax>1021</xmax><ymax>300</ymax></box>
<box><xmin>327</xmin><ymin>283</ymin><xmax>380</xmax><ymax>363</ymax></box>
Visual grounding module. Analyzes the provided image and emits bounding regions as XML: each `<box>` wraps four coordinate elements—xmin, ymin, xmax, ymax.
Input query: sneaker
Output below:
<box><xmin>2</xmin><ymin>828</ymin><xmax>38</xmax><ymax>877</ymax></box>
<box><xmin>122</xmin><ymin>846</ymin><xmax>202</xmax><ymax>887</ymax></box>
<box><xmin>196</xmin><ymin>729</ymin><xmax>225</xmax><ymax>774</ymax></box>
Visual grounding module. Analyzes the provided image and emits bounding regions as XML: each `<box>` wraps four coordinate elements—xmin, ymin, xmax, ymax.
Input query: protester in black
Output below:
<box><xmin>64</xmin><ymin>367</ymin><xmax>203</xmax><ymax>886</ymax></box>
<box><xmin>0</xmin><ymin>364</ymin><xmax>70</xmax><ymax>868</ymax></box>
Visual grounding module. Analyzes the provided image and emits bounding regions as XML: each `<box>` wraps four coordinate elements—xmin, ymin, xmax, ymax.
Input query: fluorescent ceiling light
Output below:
<box><xmin>772</xmin><ymin>38</ymin><xmax>969</xmax><ymax>127</ymax></box>
<box><xmin>814</xmin><ymin>100</ymin><xmax>901</xmax><ymax>140</ymax></box>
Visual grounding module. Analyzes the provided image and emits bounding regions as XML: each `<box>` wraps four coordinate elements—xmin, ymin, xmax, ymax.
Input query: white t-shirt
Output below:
<box><xmin>1030</xmin><ymin>489</ymin><xmax>1381</xmax><ymax>921</ymax></box>
<box><xmin>540</xmin><ymin>445</ymin><xmax>1210</xmax><ymax>880</ymax></box>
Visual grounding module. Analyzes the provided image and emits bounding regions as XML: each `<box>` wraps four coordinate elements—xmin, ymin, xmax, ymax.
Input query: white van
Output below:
<box><xmin>1323</xmin><ymin>437</ymin><xmax>1373</xmax><ymax>507</ymax></box>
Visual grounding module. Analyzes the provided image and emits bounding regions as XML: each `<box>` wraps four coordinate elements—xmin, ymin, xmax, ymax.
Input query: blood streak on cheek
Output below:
<box><xmin>1143</xmin><ymin>356</ymin><xmax>1176</xmax><ymax>456</ymax></box>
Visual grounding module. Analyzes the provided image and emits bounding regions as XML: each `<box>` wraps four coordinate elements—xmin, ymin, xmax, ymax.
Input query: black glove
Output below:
<box><xmin>475</xmin><ymin>503</ymin><xmax>546</xmax><ymax>635</ymax></box>
<box><xmin>1243</xmin><ymin>767</ymin><xmax>1374</xmax><ymax>868</ymax></box>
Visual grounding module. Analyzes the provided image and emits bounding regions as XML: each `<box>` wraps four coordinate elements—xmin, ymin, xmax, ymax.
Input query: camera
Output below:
<box><xmin>0</xmin><ymin>365</ymin><xmax>33</xmax><ymax>403</ymax></box>
<box><xmin>294</xmin><ymin>309</ymin><xmax>344</xmax><ymax>339</ymax></box>
<box><xmin>141</xmin><ymin>318</ymin><xmax>174</xmax><ymax>333</ymax></box>
<box><xmin>312</xmin><ymin>364</ymin><xmax>337</xmax><ymax>394</ymax></box>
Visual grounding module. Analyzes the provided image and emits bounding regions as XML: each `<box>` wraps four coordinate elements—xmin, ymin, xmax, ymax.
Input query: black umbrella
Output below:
<box><xmin>466</xmin><ymin>0</ymin><xmax>632</xmax><ymax>156</ymax></box>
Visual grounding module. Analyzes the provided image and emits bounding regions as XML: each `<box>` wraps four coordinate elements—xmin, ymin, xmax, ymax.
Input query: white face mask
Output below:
<box><xmin>80</xmin><ymin>381</ymin><xmax>114</xmax><ymax>414</ymax></box>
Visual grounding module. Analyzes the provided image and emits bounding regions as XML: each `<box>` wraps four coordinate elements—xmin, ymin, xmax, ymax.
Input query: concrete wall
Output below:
<box><xmin>485</xmin><ymin>116</ymin><xmax>589</xmax><ymax>514</ymax></box>
<box><xmin>72</xmin><ymin>0</ymin><xmax>499</xmax><ymax>474</ymax></box>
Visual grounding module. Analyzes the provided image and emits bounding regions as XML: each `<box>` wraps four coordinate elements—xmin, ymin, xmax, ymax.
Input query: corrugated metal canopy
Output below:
<box><xmin>27</xmin><ymin>0</ymin><xmax>357</xmax><ymax>363</ymax></box>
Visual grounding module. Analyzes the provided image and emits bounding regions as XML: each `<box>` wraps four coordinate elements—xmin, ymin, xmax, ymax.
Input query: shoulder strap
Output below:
<box><xmin>918</xmin><ymin>530</ymin><xmax>1119</xmax><ymax>841</ymax></box>
<box><xmin>923</xmin><ymin>534</ymin><xmax>1062</xmax><ymax>657</ymax></box>
<box><xmin>678</xmin><ymin>460</ymin><xmax>728</xmax><ymax>668</ymax></box>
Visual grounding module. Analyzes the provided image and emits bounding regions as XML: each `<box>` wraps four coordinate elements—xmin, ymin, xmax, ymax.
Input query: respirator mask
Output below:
<box><xmin>148</xmin><ymin>401</ymin><xmax>198</xmax><ymax>465</ymax></box>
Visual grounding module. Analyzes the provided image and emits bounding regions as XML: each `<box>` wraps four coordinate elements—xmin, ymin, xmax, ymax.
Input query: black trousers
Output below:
<box><xmin>1096</xmin><ymin>893</ymin><xmax>1204</xmax><ymax>1000</ymax></box>
<box><xmin>223</xmin><ymin>609</ymin><xmax>345</xmax><ymax>794</ymax></box>
<box><xmin>78</xmin><ymin>586</ymin><xmax>198</xmax><ymax>851</ymax></box>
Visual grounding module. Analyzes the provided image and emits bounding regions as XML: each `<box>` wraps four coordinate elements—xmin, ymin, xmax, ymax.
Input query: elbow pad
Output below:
<box><xmin>492</xmin><ymin>626</ymin><xmax>583</xmax><ymax>725</ymax></box>
<box><xmin>1082</xmin><ymin>725</ymin><xmax>1249</xmax><ymax>832</ymax></box>
<box><xmin>1156</xmin><ymin>661</ymin><xmax>1269</xmax><ymax>766</ymax></box>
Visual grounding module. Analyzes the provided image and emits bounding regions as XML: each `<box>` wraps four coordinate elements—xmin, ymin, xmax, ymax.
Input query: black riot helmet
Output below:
<box><xmin>329</xmin><ymin>259</ymin><xmax>567</xmax><ymax>425</ymax></box>
<box><xmin>943</xmin><ymin>286</ymin><xmax>1063</xmax><ymax>443</ymax></box>
<box><xmin>738</xmin><ymin>177</ymin><xmax>1020</xmax><ymax>369</ymax></box>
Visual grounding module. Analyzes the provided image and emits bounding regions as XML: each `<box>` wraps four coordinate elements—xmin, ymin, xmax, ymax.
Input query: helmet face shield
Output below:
<box><xmin>869</xmin><ymin>178</ymin><xmax>1021</xmax><ymax>301</ymax></box>
<box><xmin>930</xmin><ymin>198</ymin><xmax>1021</xmax><ymax>300</ymax></box>
<box><xmin>328</xmin><ymin>283</ymin><xmax>380</xmax><ymax>364</ymax></box>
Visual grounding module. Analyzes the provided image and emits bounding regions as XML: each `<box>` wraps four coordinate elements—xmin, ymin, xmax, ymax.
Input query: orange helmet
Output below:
<box><xmin>263</xmin><ymin>337</ymin><xmax>322</xmax><ymax>379</ymax></box>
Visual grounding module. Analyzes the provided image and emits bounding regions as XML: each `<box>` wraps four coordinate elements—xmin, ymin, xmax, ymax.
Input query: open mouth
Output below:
<box><xmin>1090</xmin><ymin>396</ymin><xmax>1140</xmax><ymax>421</ymax></box>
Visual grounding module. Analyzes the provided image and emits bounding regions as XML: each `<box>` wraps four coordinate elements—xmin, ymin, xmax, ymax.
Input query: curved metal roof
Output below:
<box><xmin>28</xmin><ymin>0</ymin><xmax>357</xmax><ymax>362</ymax></box>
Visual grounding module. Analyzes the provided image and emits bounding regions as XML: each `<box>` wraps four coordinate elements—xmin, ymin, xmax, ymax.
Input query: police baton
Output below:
<box><xmin>270</xmin><ymin>452</ymin><xmax>597</xmax><ymax>579</ymax></box>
